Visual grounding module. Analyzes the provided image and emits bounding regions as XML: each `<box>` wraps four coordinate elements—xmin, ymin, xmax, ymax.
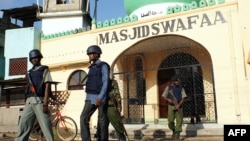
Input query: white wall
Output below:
<box><xmin>4</xmin><ymin>27</ymin><xmax>41</xmax><ymax>79</ymax></box>
<box><xmin>42</xmin><ymin>16</ymin><xmax>84</xmax><ymax>35</ymax></box>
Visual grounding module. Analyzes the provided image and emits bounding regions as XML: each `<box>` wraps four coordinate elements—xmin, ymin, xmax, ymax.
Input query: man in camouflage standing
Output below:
<box><xmin>95</xmin><ymin>79</ymin><xmax>127</xmax><ymax>141</ymax></box>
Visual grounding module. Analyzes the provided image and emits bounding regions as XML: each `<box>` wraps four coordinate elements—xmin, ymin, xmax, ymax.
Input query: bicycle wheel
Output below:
<box><xmin>55</xmin><ymin>116</ymin><xmax>78</xmax><ymax>141</ymax></box>
<box><xmin>29</xmin><ymin>133</ymin><xmax>38</xmax><ymax>141</ymax></box>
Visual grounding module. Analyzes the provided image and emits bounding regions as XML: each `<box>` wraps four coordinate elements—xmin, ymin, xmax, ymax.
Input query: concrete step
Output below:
<box><xmin>73</xmin><ymin>123</ymin><xmax>224</xmax><ymax>141</ymax></box>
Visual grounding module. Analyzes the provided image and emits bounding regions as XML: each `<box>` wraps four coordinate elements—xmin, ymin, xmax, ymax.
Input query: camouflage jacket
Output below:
<box><xmin>108</xmin><ymin>79</ymin><xmax>122</xmax><ymax>109</ymax></box>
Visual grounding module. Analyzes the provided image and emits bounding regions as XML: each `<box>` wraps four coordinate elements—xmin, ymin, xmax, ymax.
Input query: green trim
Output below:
<box><xmin>41</xmin><ymin>0</ymin><xmax>226</xmax><ymax>40</ymax></box>
<box><xmin>124</xmin><ymin>0</ymin><xmax>200</xmax><ymax>15</ymax></box>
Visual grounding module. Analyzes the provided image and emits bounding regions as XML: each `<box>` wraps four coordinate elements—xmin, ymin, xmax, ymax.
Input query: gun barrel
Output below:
<box><xmin>169</xmin><ymin>90</ymin><xmax>178</xmax><ymax>110</ymax></box>
<box><xmin>113</xmin><ymin>100</ymin><xmax>130</xmax><ymax>140</ymax></box>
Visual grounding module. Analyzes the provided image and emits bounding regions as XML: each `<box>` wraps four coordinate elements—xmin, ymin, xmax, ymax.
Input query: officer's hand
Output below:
<box><xmin>117</xmin><ymin>107</ymin><xmax>122</xmax><ymax>113</ymax></box>
<box><xmin>43</xmin><ymin>105</ymin><xmax>49</xmax><ymax>113</ymax></box>
<box><xmin>175</xmin><ymin>104</ymin><xmax>180</xmax><ymax>110</ymax></box>
<box><xmin>168</xmin><ymin>99</ymin><xmax>174</xmax><ymax>104</ymax></box>
<box><xmin>96</xmin><ymin>98</ymin><xmax>102</xmax><ymax>106</ymax></box>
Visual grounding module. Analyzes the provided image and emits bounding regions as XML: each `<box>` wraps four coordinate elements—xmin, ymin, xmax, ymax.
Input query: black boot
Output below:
<box><xmin>174</xmin><ymin>132</ymin><xmax>180</xmax><ymax>141</ymax></box>
<box><xmin>94</xmin><ymin>133</ymin><xmax>100</xmax><ymax>141</ymax></box>
<box><xmin>196</xmin><ymin>115</ymin><xmax>201</xmax><ymax>123</ymax></box>
<box><xmin>171</xmin><ymin>131</ymin><xmax>176</xmax><ymax>140</ymax></box>
<box><xmin>119</xmin><ymin>133</ymin><xmax>126</xmax><ymax>141</ymax></box>
<box><xmin>191</xmin><ymin>117</ymin><xmax>195</xmax><ymax>124</ymax></box>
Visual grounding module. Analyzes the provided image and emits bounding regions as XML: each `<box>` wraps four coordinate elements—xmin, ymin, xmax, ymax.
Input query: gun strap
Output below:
<box><xmin>37</xmin><ymin>68</ymin><xmax>48</xmax><ymax>91</ymax></box>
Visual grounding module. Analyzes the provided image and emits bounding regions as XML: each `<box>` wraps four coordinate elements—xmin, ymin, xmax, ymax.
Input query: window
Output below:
<box><xmin>135</xmin><ymin>57</ymin><xmax>146</xmax><ymax>103</ymax></box>
<box><xmin>68</xmin><ymin>70</ymin><xmax>87</xmax><ymax>90</ymax></box>
<box><xmin>9</xmin><ymin>57</ymin><xmax>27</xmax><ymax>75</ymax></box>
<box><xmin>57</xmin><ymin>0</ymin><xmax>69</xmax><ymax>4</ymax></box>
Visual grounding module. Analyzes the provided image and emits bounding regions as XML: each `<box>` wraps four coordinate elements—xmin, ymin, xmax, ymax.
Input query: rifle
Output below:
<box><xmin>26</xmin><ymin>72</ymin><xmax>38</xmax><ymax>103</ymax></box>
<box><xmin>111</xmin><ymin>96</ymin><xmax>130</xmax><ymax>141</ymax></box>
<box><xmin>168</xmin><ymin>90</ymin><xmax>178</xmax><ymax>111</ymax></box>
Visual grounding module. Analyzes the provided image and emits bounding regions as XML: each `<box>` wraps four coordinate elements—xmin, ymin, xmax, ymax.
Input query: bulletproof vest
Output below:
<box><xmin>26</xmin><ymin>65</ymin><xmax>48</xmax><ymax>97</ymax></box>
<box><xmin>167</xmin><ymin>85</ymin><xmax>183</xmax><ymax>102</ymax></box>
<box><xmin>85</xmin><ymin>62</ymin><xmax>110</xmax><ymax>94</ymax></box>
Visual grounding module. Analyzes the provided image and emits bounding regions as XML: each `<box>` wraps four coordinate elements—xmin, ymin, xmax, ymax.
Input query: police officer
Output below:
<box><xmin>161</xmin><ymin>76</ymin><xmax>187</xmax><ymax>141</ymax></box>
<box><xmin>80</xmin><ymin>45</ymin><xmax>109</xmax><ymax>141</ymax></box>
<box><xmin>15</xmin><ymin>49</ymin><xmax>54</xmax><ymax>141</ymax></box>
<box><xmin>95</xmin><ymin>79</ymin><xmax>126</xmax><ymax>141</ymax></box>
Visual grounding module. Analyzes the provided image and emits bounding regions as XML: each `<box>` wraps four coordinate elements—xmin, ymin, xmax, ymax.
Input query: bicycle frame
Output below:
<box><xmin>52</xmin><ymin>104</ymin><xmax>69</xmax><ymax>130</ymax></box>
<box><xmin>50</xmin><ymin>101</ymin><xmax>78</xmax><ymax>141</ymax></box>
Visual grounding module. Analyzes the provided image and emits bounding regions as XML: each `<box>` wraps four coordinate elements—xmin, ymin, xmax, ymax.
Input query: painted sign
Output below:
<box><xmin>98</xmin><ymin>10</ymin><xmax>227</xmax><ymax>44</ymax></box>
<box><xmin>124</xmin><ymin>0</ymin><xmax>200</xmax><ymax>20</ymax></box>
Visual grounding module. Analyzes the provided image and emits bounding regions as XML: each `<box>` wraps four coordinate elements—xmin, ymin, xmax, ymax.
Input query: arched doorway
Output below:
<box><xmin>113</xmin><ymin>35</ymin><xmax>217</xmax><ymax>123</ymax></box>
<box><xmin>158</xmin><ymin>53</ymin><xmax>205</xmax><ymax>119</ymax></box>
<box><xmin>157</xmin><ymin>51</ymin><xmax>216</xmax><ymax>123</ymax></box>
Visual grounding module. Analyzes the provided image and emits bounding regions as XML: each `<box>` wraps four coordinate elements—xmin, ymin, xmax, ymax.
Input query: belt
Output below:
<box><xmin>168</xmin><ymin>103</ymin><xmax>175</xmax><ymax>106</ymax></box>
<box><xmin>108</xmin><ymin>104</ymin><xmax>115</xmax><ymax>107</ymax></box>
<box><xmin>26</xmin><ymin>96</ymin><xmax>43</xmax><ymax>98</ymax></box>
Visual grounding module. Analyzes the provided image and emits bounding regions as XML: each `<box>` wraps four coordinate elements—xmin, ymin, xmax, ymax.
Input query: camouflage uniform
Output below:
<box><xmin>96</xmin><ymin>79</ymin><xmax>126</xmax><ymax>141</ymax></box>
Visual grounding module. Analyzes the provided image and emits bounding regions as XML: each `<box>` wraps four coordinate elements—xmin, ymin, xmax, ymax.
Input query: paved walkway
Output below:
<box><xmin>0</xmin><ymin>134</ymin><xmax>224</xmax><ymax>141</ymax></box>
<box><xmin>0</xmin><ymin>123</ymin><xmax>224</xmax><ymax>141</ymax></box>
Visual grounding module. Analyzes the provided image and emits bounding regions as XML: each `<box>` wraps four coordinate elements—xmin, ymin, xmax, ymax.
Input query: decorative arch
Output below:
<box><xmin>112</xmin><ymin>34</ymin><xmax>216</xmax><ymax>123</ymax></box>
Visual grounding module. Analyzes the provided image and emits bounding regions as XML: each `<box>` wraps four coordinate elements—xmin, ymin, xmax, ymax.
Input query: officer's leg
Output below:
<box><xmin>15</xmin><ymin>98</ymin><xmax>36</xmax><ymax>141</ymax></box>
<box><xmin>95</xmin><ymin>120</ymin><xmax>101</xmax><ymax>141</ymax></box>
<box><xmin>168</xmin><ymin>105</ymin><xmax>176</xmax><ymax>139</ymax></box>
<box><xmin>108</xmin><ymin>107</ymin><xmax>126</xmax><ymax>141</ymax></box>
<box><xmin>80</xmin><ymin>100</ymin><xmax>97</xmax><ymax>141</ymax></box>
<box><xmin>34</xmin><ymin>102</ymin><xmax>54</xmax><ymax>141</ymax></box>
<box><xmin>175</xmin><ymin>108</ymin><xmax>183</xmax><ymax>140</ymax></box>
<box><xmin>98</xmin><ymin>101</ymin><xmax>109</xmax><ymax>141</ymax></box>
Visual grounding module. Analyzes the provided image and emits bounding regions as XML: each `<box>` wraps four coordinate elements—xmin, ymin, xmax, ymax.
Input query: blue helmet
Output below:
<box><xmin>86</xmin><ymin>45</ymin><xmax>102</xmax><ymax>55</ymax></box>
<box><xmin>29</xmin><ymin>49</ymin><xmax>43</xmax><ymax>61</ymax></box>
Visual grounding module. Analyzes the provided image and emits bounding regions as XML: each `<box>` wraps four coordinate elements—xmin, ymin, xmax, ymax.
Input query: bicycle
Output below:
<box><xmin>29</xmin><ymin>100</ymin><xmax>78</xmax><ymax>141</ymax></box>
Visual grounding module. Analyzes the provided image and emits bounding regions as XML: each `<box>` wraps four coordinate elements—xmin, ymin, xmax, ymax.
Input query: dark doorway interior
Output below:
<box><xmin>158</xmin><ymin>52</ymin><xmax>205</xmax><ymax>119</ymax></box>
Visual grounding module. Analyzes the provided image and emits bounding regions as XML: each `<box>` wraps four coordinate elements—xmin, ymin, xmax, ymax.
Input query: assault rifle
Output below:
<box><xmin>168</xmin><ymin>90</ymin><xmax>178</xmax><ymax>111</ymax></box>
<box><xmin>26</xmin><ymin>72</ymin><xmax>38</xmax><ymax>102</ymax></box>
<box><xmin>111</xmin><ymin>95</ymin><xmax>130</xmax><ymax>141</ymax></box>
